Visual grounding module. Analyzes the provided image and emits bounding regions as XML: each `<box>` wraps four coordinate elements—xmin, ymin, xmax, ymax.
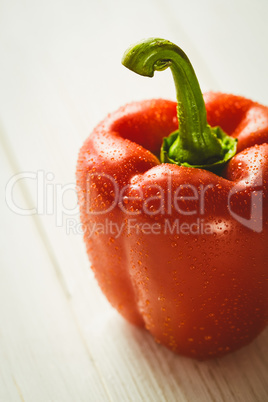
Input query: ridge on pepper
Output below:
<box><xmin>77</xmin><ymin>38</ymin><xmax>268</xmax><ymax>359</ymax></box>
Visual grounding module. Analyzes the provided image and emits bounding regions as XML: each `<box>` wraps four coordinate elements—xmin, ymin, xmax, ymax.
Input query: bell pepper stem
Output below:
<box><xmin>122</xmin><ymin>38</ymin><xmax>237</xmax><ymax>171</ymax></box>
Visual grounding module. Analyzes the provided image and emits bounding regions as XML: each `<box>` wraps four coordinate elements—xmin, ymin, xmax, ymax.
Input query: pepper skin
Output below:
<box><xmin>76</xmin><ymin>39</ymin><xmax>268</xmax><ymax>359</ymax></box>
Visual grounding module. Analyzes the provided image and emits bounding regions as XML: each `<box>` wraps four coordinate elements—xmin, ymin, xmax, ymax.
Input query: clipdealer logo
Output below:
<box><xmin>85</xmin><ymin>172</ymin><xmax>214</xmax><ymax>216</ymax></box>
<box><xmin>82</xmin><ymin>217</ymin><xmax>213</xmax><ymax>239</ymax></box>
<box><xmin>5</xmin><ymin>170</ymin><xmax>78</xmax><ymax>226</ymax></box>
<box><xmin>227</xmin><ymin>172</ymin><xmax>263</xmax><ymax>233</ymax></box>
<box><xmin>4</xmin><ymin>169</ymin><xmax>264</xmax><ymax>234</ymax></box>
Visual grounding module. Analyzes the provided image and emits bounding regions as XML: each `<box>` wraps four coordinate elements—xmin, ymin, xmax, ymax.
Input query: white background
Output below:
<box><xmin>1</xmin><ymin>0</ymin><xmax>268</xmax><ymax>400</ymax></box>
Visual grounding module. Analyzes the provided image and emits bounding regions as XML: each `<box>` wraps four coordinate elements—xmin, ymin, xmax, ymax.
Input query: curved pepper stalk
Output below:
<box><xmin>122</xmin><ymin>38</ymin><xmax>237</xmax><ymax>171</ymax></box>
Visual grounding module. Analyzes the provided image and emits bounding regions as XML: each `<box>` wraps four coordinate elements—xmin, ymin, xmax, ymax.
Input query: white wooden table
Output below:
<box><xmin>1</xmin><ymin>0</ymin><xmax>268</xmax><ymax>400</ymax></box>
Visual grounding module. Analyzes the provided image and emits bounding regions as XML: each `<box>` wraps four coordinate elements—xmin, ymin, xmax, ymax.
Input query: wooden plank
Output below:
<box><xmin>0</xmin><ymin>138</ymin><xmax>110</xmax><ymax>402</ymax></box>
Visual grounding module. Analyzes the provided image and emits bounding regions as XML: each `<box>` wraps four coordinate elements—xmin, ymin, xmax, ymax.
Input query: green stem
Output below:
<box><xmin>122</xmin><ymin>38</ymin><xmax>237</xmax><ymax>171</ymax></box>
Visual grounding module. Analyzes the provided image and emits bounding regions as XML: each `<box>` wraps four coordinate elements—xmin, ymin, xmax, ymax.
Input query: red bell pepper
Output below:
<box><xmin>76</xmin><ymin>38</ymin><xmax>268</xmax><ymax>359</ymax></box>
